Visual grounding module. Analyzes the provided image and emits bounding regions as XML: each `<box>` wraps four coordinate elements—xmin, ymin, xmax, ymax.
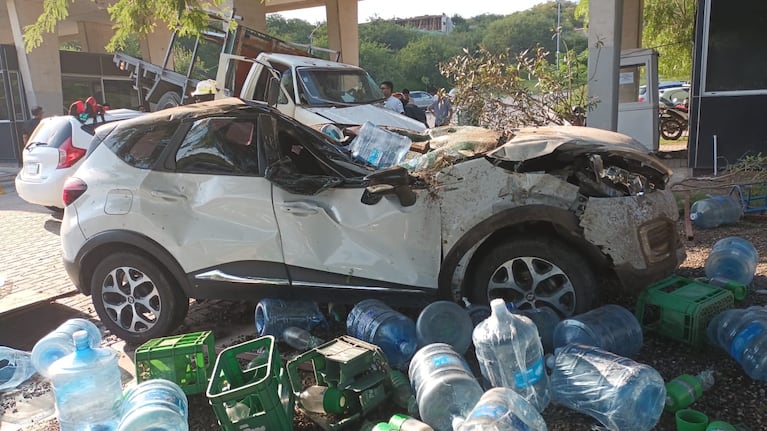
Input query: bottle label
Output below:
<box><xmin>730</xmin><ymin>322</ymin><xmax>765</xmax><ymax>361</ymax></box>
<box><xmin>468</xmin><ymin>405</ymin><xmax>531</xmax><ymax>431</ymax></box>
<box><xmin>513</xmin><ymin>357</ymin><xmax>544</xmax><ymax>388</ymax></box>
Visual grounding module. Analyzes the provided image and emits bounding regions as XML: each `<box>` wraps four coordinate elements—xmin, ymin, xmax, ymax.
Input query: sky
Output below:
<box><xmin>273</xmin><ymin>0</ymin><xmax>546</xmax><ymax>24</ymax></box>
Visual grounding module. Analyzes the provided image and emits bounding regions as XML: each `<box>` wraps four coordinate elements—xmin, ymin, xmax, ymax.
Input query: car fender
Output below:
<box><xmin>73</xmin><ymin>229</ymin><xmax>189</xmax><ymax>296</ymax></box>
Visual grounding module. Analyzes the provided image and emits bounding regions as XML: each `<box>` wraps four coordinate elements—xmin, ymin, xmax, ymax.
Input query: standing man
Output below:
<box><xmin>401</xmin><ymin>89</ymin><xmax>429</xmax><ymax>128</ymax></box>
<box><xmin>380</xmin><ymin>81</ymin><xmax>404</xmax><ymax>114</ymax></box>
<box><xmin>22</xmin><ymin>106</ymin><xmax>43</xmax><ymax>146</ymax></box>
<box><xmin>427</xmin><ymin>88</ymin><xmax>453</xmax><ymax>127</ymax></box>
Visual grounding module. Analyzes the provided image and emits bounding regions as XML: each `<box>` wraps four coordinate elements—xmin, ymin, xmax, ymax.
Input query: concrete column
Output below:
<box><xmin>621</xmin><ymin>0</ymin><xmax>643</xmax><ymax>49</ymax></box>
<box><xmin>77</xmin><ymin>21</ymin><xmax>113</xmax><ymax>53</ymax></box>
<box><xmin>139</xmin><ymin>24</ymin><xmax>174</xmax><ymax>67</ymax></box>
<box><xmin>234</xmin><ymin>0</ymin><xmax>267</xmax><ymax>32</ymax></box>
<box><xmin>6</xmin><ymin>0</ymin><xmax>63</xmax><ymax>115</ymax></box>
<box><xmin>325</xmin><ymin>0</ymin><xmax>358</xmax><ymax>65</ymax></box>
<box><xmin>587</xmin><ymin>0</ymin><xmax>623</xmax><ymax>131</ymax></box>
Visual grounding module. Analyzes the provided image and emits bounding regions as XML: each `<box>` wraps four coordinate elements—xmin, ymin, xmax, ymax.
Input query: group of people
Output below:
<box><xmin>379</xmin><ymin>81</ymin><xmax>453</xmax><ymax>128</ymax></box>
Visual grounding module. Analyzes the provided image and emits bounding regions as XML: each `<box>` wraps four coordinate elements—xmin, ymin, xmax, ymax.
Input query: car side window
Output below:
<box><xmin>105</xmin><ymin>121</ymin><xmax>178</xmax><ymax>169</ymax></box>
<box><xmin>175</xmin><ymin>117</ymin><xmax>259</xmax><ymax>176</ymax></box>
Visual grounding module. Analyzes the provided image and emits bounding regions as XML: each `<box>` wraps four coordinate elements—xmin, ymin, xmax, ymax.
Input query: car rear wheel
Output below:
<box><xmin>155</xmin><ymin>91</ymin><xmax>182</xmax><ymax>111</ymax></box>
<box><xmin>90</xmin><ymin>252</ymin><xmax>188</xmax><ymax>344</ymax></box>
<box><xmin>468</xmin><ymin>236</ymin><xmax>597</xmax><ymax>317</ymax></box>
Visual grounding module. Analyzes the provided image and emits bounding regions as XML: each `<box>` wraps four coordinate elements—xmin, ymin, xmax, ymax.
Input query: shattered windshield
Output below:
<box><xmin>297</xmin><ymin>68</ymin><xmax>383</xmax><ymax>105</ymax></box>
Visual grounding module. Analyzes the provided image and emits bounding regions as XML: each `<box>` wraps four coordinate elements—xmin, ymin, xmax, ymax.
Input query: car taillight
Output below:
<box><xmin>57</xmin><ymin>137</ymin><xmax>86</xmax><ymax>169</ymax></box>
<box><xmin>62</xmin><ymin>177</ymin><xmax>87</xmax><ymax>206</ymax></box>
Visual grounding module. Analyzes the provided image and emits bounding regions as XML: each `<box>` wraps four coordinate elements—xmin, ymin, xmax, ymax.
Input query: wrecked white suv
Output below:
<box><xmin>60</xmin><ymin>98</ymin><xmax>684</xmax><ymax>343</ymax></box>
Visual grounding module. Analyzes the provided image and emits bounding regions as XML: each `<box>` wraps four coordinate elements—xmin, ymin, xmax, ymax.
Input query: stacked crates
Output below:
<box><xmin>134</xmin><ymin>331</ymin><xmax>215</xmax><ymax>395</ymax></box>
<box><xmin>635</xmin><ymin>275</ymin><xmax>734</xmax><ymax>348</ymax></box>
<box><xmin>206</xmin><ymin>336</ymin><xmax>294</xmax><ymax>431</ymax></box>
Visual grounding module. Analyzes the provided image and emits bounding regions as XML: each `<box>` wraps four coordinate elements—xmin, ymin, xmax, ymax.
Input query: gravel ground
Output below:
<box><xmin>6</xmin><ymin>216</ymin><xmax>767</xmax><ymax>431</ymax></box>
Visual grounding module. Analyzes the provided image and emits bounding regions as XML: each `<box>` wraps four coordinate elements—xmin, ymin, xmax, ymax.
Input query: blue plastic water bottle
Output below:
<box><xmin>705</xmin><ymin>236</ymin><xmax>759</xmax><ymax>286</ymax></box>
<box><xmin>118</xmin><ymin>379</ymin><xmax>188</xmax><ymax>431</ymax></box>
<box><xmin>346</xmin><ymin>299</ymin><xmax>418</xmax><ymax>370</ymax></box>
<box><xmin>49</xmin><ymin>330</ymin><xmax>122</xmax><ymax>431</ymax></box>
<box><xmin>548</xmin><ymin>344</ymin><xmax>666</xmax><ymax>431</ymax></box>
<box><xmin>473</xmin><ymin>299</ymin><xmax>550</xmax><ymax>412</ymax></box>
<box><xmin>408</xmin><ymin>343</ymin><xmax>483</xmax><ymax>431</ymax></box>
<box><xmin>0</xmin><ymin>347</ymin><xmax>36</xmax><ymax>392</ymax></box>
<box><xmin>31</xmin><ymin>318</ymin><xmax>102</xmax><ymax>378</ymax></box>
<box><xmin>456</xmin><ymin>387</ymin><xmax>548</xmax><ymax>431</ymax></box>
<box><xmin>416</xmin><ymin>301</ymin><xmax>473</xmax><ymax>354</ymax></box>
<box><xmin>254</xmin><ymin>298</ymin><xmax>327</xmax><ymax>340</ymax></box>
<box><xmin>706</xmin><ymin>306</ymin><xmax>767</xmax><ymax>381</ymax></box>
<box><xmin>690</xmin><ymin>196</ymin><xmax>742</xmax><ymax>229</ymax></box>
<box><xmin>553</xmin><ymin>304</ymin><xmax>643</xmax><ymax>358</ymax></box>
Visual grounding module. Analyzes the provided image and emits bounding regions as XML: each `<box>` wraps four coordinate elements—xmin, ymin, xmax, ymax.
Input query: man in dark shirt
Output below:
<box><xmin>401</xmin><ymin>89</ymin><xmax>429</xmax><ymax>128</ymax></box>
<box><xmin>22</xmin><ymin>106</ymin><xmax>43</xmax><ymax>146</ymax></box>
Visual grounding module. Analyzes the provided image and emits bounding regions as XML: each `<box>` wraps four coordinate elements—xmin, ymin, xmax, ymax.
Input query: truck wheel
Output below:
<box><xmin>468</xmin><ymin>236</ymin><xmax>597</xmax><ymax>317</ymax></box>
<box><xmin>90</xmin><ymin>252</ymin><xmax>188</xmax><ymax>344</ymax></box>
<box><xmin>156</xmin><ymin>91</ymin><xmax>182</xmax><ymax>110</ymax></box>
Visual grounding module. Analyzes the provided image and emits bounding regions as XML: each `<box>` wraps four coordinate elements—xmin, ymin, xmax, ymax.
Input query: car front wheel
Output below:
<box><xmin>468</xmin><ymin>237</ymin><xmax>597</xmax><ymax>317</ymax></box>
<box><xmin>90</xmin><ymin>252</ymin><xmax>188</xmax><ymax>344</ymax></box>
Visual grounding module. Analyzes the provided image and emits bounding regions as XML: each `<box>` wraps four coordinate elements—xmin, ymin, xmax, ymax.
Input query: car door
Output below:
<box><xmin>139</xmin><ymin>115</ymin><xmax>289</xmax><ymax>286</ymax></box>
<box><xmin>261</xmin><ymin>114</ymin><xmax>441</xmax><ymax>290</ymax></box>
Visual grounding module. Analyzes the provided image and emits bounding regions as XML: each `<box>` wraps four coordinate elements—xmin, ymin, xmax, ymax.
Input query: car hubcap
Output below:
<box><xmin>487</xmin><ymin>256</ymin><xmax>576</xmax><ymax>316</ymax></box>
<box><xmin>101</xmin><ymin>266</ymin><xmax>161</xmax><ymax>333</ymax></box>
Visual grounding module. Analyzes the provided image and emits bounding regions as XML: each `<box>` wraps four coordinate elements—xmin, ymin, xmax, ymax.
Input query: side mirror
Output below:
<box><xmin>360</xmin><ymin>166</ymin><xmax>416</xmax><ymax>207</ymax></box>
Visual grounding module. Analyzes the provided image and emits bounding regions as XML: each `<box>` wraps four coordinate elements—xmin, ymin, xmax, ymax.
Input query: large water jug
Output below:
<box><xmin>552</xmin><ymin>304</ymin><xmax>642</xmax><ymax>358</ymax></box>
<box><xmin>0</xmin><ymin>347</ymin><xmax>36</xmax><ymax>392</ymax></box>
<box><xmin>511</xmin><ymin>307</ymin><xmax>561</xmax><ymax>355</ymax></box>
<box><xmin>347</xmin><ymin>299</ymin><xmax>418</xmax><ymax>370</ymax></box>
<box><xmin>462</xmin><ymin>299</ymin><xmax>491</xmax><ymax>327</ymax></box>
<box><xmin>548</xmin><ymin>344</ymin><xmax>666</xmax><ymax>431</ymax></box>
<box><xmin>31</xmin><ymin>318</ymin><xmax>102</xmax><ymax>378</ymax></box>
<box><xmin>456</xmin><ymin>387</ymin><xmax>548</xmax><ymax>431</ymax></box>
<box><xmin>255</xmin><ymin>298</ymin><xmax>327</xmax><ymax>340</ymax></box>
<box><xmin>349</xmin><ymin>121</ymin><xmax>412</xmax><ymax>169</ymax></box>
<box><xmin>49</xmin><ymin>330</ymin><xmax>123</xmax><ymax>431</ymax></box>
<box><xmin>704</xmin><ymin>236</ymin><xmax>759</xmax><ymax>286</ymax></box>
<box><xmin>706</xmin><ymin>306</ymin><xmax>767</xmax><ymax>381</ymax></box>
<box><xmin>690</xmin><ymin>196</ymin><xmax>742</xmax><ymax>229</ymax></box>
<box><xmin>472</xmin><ymin>299</ymin><xmax>550</xmax><ymax>412</ymax></box>
<box><xmin>408</xmin><ymin>343</ymin><xmax>483</xmax><ymax>431</ymax></box>
<box><xmin>118</xmin><ymin>379</ymin><xmax>188</xmax><ymax>431</ymax></box>
<box><xmin>416</xmin><ymin>301</ymin><xmax>473</xmax><ymax>354</ymax></box>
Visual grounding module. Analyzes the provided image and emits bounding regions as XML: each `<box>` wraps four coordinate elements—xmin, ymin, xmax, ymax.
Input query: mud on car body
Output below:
<box><xmin>60</xmin><ymin>98</ymin><xmax>683</xmax><ymax>343</ymax></box>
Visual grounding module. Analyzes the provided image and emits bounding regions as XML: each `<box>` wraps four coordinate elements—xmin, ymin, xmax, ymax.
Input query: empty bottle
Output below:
<box><xmin>706</xmin><ymin>421</ymin><xmax>736</xmax><ymax>431</ymax></box>
<box><xmin>548</xmin><ymin>344</ymin><xmax>666</xmax><ymax>431</ymax></box>
<box><xmin>254</xmin><ymin>298</ymin><xmax>327</xmax><ymax>340</ymax></box>
<box><xmin>664</xmin><ymin>370</ymin><xmax>715</xmax><ymax>413</ymax></box>
<box><xmin>118</xmin><ymin>379</ymin><xmax>188</xmax><ymax>431</ymax></box>
<box><xmin>705</xmin><ymin>237</ymin><xmax>759</xmax><ymax>286</ymax></box>
<box><xmin>706</xmin><ymin>277</ymin><xmax>747</xmax><ymax>301</ymax></box>
<box><xmin>389</xmin><ymin>370</ymin><xmax>418</xmax><ymax>416</ymax></box>
<box><xmin>408</xmin><ymin>343</ymin><xmax>483</xmax><ymax>431</ymax></box>
<box><xmin>511</xmin><ymin>307</ymin><xmax>561</xmax><ymax>355</ymax></box>
<box><xmin>49</xmin><ymin>330</ymin><xmax>123</xmax><ymax>431</ymax></box>
<box><xmin>416</xmin><ymin>301</ymin><xmax>473</xmax><ymax>354</ymax></box>
<box><xmin>690</xmin><ymin>195</ymin><xmax>742</xmax><ymax>229</ymax></box>
<box><xmin>456</xmin><ymin>388</ymin><xmax>548</xmax><ymax>431</ymax></box>
<box><xmin>0</xmin><ymin>347</ymin><xmax>36</xmax><ymax>392</ymax></box>
<box><xmin>553</xmin><ymin>304</ymin><xmax>643</xmax><ymax>358</ymax></box>
<box><xmin>473</xmin><ymin>299</ymin><xmax>550</xmax><ymax>412</ymax></box>
<box><xmin>282</xmin><ymin>326</ymin><xmax>325</xmax><ymax>351</ymax></box>
<box><xmin>347</xmin><ymin>299</ymin><xmax>418</xmax><ymax>370</ymax></box>
<box><xmin>388</xmin><ymin>413</ymin><xmax>434</xmax><ymax>430</ymax></box>
<box><xmin>31</xmin><ymin>318</ymin><xmax>102</xmax><ymax>378</ymax></box>
<box><xmin>225</xmin><ymin>400</ymin><xmax>251</xmax><ymax>422</ymax></box>
<box><xmin>298</xmin><ymin>385</ymin><xmax>347</xmax><ymax>414</ymax></box>
<box><xmin>706</xmin><ymin>306</ymin><xmax>767</xmax><ymax>381</ymax></box>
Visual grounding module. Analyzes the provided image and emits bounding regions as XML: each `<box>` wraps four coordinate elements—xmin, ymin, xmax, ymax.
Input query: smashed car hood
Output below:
<box><xmin>305</xmin><ymin>104</ymin><xmax>427</xmax><ymax>132</ymax></box>
<box><xmin>488</xmin><ymin>126</ymin><xmax>652</xmax><ymax>161</ymax></box>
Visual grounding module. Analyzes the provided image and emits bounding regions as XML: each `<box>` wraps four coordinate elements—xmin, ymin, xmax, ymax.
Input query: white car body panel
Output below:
<box><xmin>272</xmin><ymin>185</ymin><xmax>441</xmax><ymax>288</ymax></box>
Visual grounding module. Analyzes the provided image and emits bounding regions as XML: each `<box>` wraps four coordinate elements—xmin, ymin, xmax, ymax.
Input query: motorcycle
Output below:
<box><xmin>659</xmin><ymin>97</ymin><xmax>689</xmax><ymax>140</ymax></box>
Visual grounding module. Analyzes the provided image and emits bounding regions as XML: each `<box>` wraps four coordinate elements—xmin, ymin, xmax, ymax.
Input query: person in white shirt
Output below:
<box><xmin>380</xmin><ymin>80</ymin><xmax>404</xmax><ymax>113</ymax></box>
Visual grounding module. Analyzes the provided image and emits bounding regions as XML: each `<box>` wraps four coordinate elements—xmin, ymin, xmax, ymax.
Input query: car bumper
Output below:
<box><xmin>61</xmin><ymin>205</ymin><xmax>87</xmax><ymax>293</ymax></box>
<box><xmin>15</xmin><ymin>172</ymin><xmax>67</xmax><ymax>208</ymax></box>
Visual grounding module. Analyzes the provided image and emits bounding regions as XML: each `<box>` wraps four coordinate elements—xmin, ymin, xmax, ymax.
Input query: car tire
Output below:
<box><xmin>90</xmin><ymin>252</ymin><xmax>188</xmax><ymax>344</ymax></box>
<box><xmin>468</xmin><ymin>236</ymin><xmax>597</xmax><ymax>317</ymax></box>
<box><xmin>155</xmin><ymin>91</ymin><xmax>182</xmax><ymax>111</ymax></box>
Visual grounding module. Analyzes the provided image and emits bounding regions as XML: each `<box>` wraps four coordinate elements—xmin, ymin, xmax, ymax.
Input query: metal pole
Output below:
<box><xmin>713</xmin><ymin>134</ymin><xmax>718</xmax><ymax>176</ymax></box>
<box><xmin>556</xmin><ymin>0</ymin><xmax>561</xmax><ymax>68</ymax></box>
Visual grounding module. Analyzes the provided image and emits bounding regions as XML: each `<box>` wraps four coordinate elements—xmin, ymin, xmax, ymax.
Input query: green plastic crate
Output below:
<box><xmin>635</xmin><ymin>275</ymin><xmax>734</xmax><ymax>348</ymax></box>
<box><xmin>206</xmin><ymin>336</ymin><xmax>294</xmax><ymax>431</ymax></box>
<box><xmin>134</xmin><ymin>331</ymin><xmax>215</xmax><ymax>395</ymax></box>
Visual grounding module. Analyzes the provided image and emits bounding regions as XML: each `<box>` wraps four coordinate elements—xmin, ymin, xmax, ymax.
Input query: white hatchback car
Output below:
<box><xmin>15</xmin><ymin>109</ymin><xmax>142</xmax><ymax>211</ymax></box>
<box><xmin>409</xmin><ymin>90</ymin><xmax>435</xmax><ymax>109</ymax></box>
<box><xmin>60</xmin><ymin>98</ymin><xmax>684</xmax><ymax>343</ymax></box>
